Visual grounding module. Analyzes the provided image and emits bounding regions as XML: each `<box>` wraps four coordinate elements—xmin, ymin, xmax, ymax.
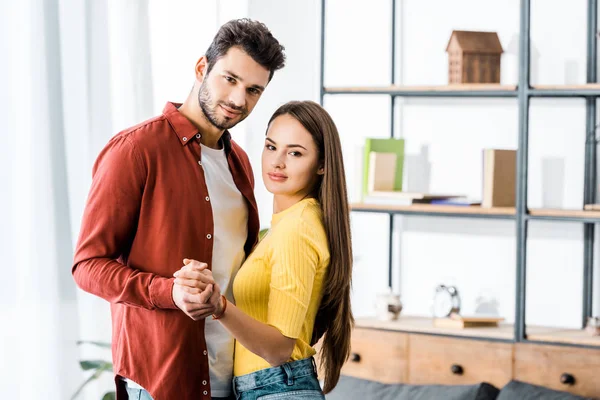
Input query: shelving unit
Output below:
<box><xmin>319</xmin><ymin>0</ymin><xmax>599</xmax><ymax>349</ymax></box>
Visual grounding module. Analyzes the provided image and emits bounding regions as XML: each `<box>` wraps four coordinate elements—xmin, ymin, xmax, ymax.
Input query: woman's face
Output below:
<box><xmin>262</xmin><ymin>114</ymin><xmax>323</xmax><ymax>200</ymax></box>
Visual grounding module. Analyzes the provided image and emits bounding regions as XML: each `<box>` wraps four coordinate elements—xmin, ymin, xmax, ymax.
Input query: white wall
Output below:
<box><xmin>148</xmin><ymin>0</ymin><xmax>219</xmax><ymax>115</ymax></box>
<box><xmin>320</xmin><ymin>0</ymin><xmax>600</xmax><ymax>329</ymax></box>
<box><xmin>247</xmin><ymin>0</ymin><xmax>322</xmax><ymax>225</ymax></box>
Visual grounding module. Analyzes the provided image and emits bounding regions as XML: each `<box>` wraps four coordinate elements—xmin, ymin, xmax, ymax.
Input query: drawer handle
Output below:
<box><xmin>350</xmin><ymin>353</ymin><xmax>361</xmax><ymax>362</ymax></box>
<box><xmin>560</xmin><ymin>373</ymin><xmax>576</xmax><ymax>386</ymax></box>
<box><xmin>451</xmin><ymin>364</ymin><xmax>464</xmax><ymax>375</ymax></box>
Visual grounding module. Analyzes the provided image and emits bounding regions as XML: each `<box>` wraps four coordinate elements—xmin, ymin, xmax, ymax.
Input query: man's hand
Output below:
<box><xmin>172</xmin><ymin>281</ymin><xmax>216</xmax><ymax>321</ymax></box>
<box><xmin>172</xmin><ymin>258</ymin><xmax>222</xmax><ymax>320</ymax></box>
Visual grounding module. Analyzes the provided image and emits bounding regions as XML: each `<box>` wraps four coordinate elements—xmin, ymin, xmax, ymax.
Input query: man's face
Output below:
<box><xmin>198</xmin><ymin>46</ymin><xmax>270</xmax><ymax>130</ymax></box>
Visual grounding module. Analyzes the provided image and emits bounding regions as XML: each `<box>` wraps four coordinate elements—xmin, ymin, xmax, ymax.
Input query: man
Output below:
<box><xmin>72</xmin><ymin>19</ymin><xmax>285</xmax><ymax>400</ymax></box>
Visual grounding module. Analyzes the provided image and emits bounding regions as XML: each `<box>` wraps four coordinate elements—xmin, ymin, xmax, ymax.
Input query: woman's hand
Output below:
<box><xmin>173</xmin><ymin>259</ymin><xmax>215</xmax><ymax>294</ymax></box>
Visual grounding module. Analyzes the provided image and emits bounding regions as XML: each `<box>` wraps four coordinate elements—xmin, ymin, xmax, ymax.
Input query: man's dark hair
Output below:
<box><xmin>205</xmin><ymin>19</ymin><xmax>286</xmax><ymax>82</ymax></box>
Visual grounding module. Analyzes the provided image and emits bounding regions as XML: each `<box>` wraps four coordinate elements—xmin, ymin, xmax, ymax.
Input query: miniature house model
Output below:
<box><xmin>446</xmin><ymin>30</ymin><xmax>503</xmax><ymax>84</ymax></box>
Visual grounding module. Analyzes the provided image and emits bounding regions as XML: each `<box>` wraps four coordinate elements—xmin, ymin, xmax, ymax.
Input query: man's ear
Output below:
<box><xmin>195</xmin><ymin>56</ymin><xmax>208</xmax><ymax>83</ymax></box>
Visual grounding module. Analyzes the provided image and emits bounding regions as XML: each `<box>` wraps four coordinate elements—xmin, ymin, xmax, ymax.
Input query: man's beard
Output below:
<box><xmin>197</xmin><ymin>81</ymin><xmax>248</xmax><ymax>130</ymax></box>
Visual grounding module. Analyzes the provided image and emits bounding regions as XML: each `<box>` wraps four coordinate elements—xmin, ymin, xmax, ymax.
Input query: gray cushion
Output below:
<box><xmin>326</xmin><ymin>375</ymin><xmax>499</xmax><ymax>400</ymax></box>
<box><xmin>497</xmin><ymin>380</ymin><xmax>595</xmax><ymax>400</ymax></box>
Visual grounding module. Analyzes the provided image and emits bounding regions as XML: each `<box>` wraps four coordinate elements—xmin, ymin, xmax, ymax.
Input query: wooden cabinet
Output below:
<box><xmin>337</xmin><ymin>327</ymin><xmax>600</xmax><ymax>398</ymax></box>
<box><xmin>514</xmin><ymin>343</ymin><xmax>600</xmax><ymax>399</ymax></box>
<box><xmin>341</xmin><ymin>328</ymin><xmax>409</xmax><ymax>384</ymax></box>
<box><xmin>408</xmin><ymin>335</ymin><xmax>513</xmax><ymax>388</ymax></box>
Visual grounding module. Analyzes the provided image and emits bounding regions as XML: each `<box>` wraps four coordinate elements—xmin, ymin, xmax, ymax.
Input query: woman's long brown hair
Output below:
<box><xmin>268</xmin><ymin>100</ymin><xmax>354</xmax><ymax>393</ymax></box>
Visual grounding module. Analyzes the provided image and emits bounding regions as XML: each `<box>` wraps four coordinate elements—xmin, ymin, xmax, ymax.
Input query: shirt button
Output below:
<box><xmin>202</xmin><ymin>380</ymin><xmax>207</xmax><ymax>385</ymax></box>
<box><xmin>203</xmin><ymin>391</ymin><xmax>208</xmax><ymax>395</ymax></box>
<box><xmin>182</xmin><ymin>136</ymin><xmax>188</xmax><ymax>142</ymax></box>
<box><xmin>205</xmin><ymin>196</ymin><xmax>210</xmax><ymax>202</ymax></box>
<box><xmin>203</xmin><ymin>350</ymin><xmax>207</xmax><ymax>356</ymax></box>
<box><xmin>206</xmin><ymin>234</ymin><xmax>212</xmax><ymax>240</ymax></box>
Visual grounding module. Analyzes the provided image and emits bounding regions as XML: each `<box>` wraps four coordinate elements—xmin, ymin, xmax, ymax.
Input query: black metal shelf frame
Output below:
<box><xmin>319</xmin><ymin>0</ymin><xmax>599</xmax><ymax>347</ymax></box>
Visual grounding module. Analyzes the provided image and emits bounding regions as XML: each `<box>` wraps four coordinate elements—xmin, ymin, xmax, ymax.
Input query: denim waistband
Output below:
<box><xmin>233</xmin><ymin>357</ymin><xmax>317</xmax><ymax>393</ymax></box>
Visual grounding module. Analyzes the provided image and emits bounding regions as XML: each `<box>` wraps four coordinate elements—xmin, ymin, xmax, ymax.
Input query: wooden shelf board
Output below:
<box><xmin>325</xmin><ymin>84</ymin><xmax>600</xmax><ymax>94</ymax></box>
<box><xmin>355</xmin><ymin>317</ymin><xmax>600</xmax><ymax>347</ymax></box>
<box><xmin>527</xmin><ymin>327</ymin><xmax>600</xmax><ymax>347</ymax></box>
<box><xmin>532</xmin><ymin>84</ymin><xmax>600</xmax><ymax>90</ymax></box>
<box><xmin>356</xmin><ymin>316</ymin><xmax>514</xmax><ymax>340</ymax></box>
<box><xmin>351</xmin><ymin>205</ymin><xmax>600</xmax><ymax>219</ymax></box>
<box><xmin>351</xmin><ymin>203</ymin><xmax>515</xmax><ymax>216</ymax></box>
<box><xmin>325</xmin><ymin>84</ymin><xmax>516</xmax><ymax>93</ymax></box>
<box><xmin>528</xmin><ymin>208</ymin><xmax>600</xmax><ymax>219</ymax></box>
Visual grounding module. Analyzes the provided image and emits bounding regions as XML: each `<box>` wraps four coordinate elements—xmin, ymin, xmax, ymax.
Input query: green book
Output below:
<box><xmin>362</xmin><ymin>138</ymin><xmax>405</xmax><ymax>198</ymax></box>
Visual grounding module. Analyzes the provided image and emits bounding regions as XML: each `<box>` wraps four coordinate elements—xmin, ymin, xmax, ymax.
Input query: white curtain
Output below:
<box><xmin>0</xmin><ymin>0</ymin><xmax>154</xmax><ymax>398</ymax></box>
<box><xmin>0</xmin><ymin>0</ymin><xmax>257</xmax><ymax>397</ymax></box>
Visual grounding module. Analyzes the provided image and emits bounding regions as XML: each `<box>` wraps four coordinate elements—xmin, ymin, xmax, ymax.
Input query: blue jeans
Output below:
<box><xmin>125</xmin><ymin>383</ymin><xmax>233</xmax><ymax>400</ymax></box>
<box><xmin>232</xmin><ymin>358</ymin><xmax>325</xmax><ymax>400</ymax></box>
<box><xmin>125</xmin><ymin>385</ymin><xmax>154</xmax><ymax>400</ymax></box>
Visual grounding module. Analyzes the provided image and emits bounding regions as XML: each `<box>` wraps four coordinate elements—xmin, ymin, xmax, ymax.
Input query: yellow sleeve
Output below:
<box><xmin>267</xmin><ymin>219</ymin><xmax>320</xmax><ymax>338</ymax></box>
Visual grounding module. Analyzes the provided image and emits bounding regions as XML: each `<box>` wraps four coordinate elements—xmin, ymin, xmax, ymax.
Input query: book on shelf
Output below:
<box><xmin>433</xmin><ymin>314</ymin><xmax>504</xmax><ymax>329</ymax></box>
<box><xmin>352</xmin><ymin>143</ymin><xmax>365</xmax><ymax>202</ymax></box>
<box><xmin>367</xmin><ymin>152</ymin><xmax>397</xmax><ymax>192</ymax></box>
<box><xmin>429</xmin><ymin>197</ymin><xmax>481</xmax><ymax>206</ymax></box>
<box><xmin>362</xmin><ymin>138</ymin><xmax>405</xmax><ymax>198</ymax></box>
<box><xmin>482</xmin><ymin>148</ymin><xmax>516</xmax><ymax>208</ymax></box>
<box><xmin>362</xmin><ymin>191</ymin><xmax>463</xmax><ymax>206</ymax></box>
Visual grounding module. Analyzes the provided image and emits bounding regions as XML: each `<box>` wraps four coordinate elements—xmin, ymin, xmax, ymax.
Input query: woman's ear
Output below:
<box><xmin>317</xmin><ymin>166</ymin><xmax>325</xmax><ymax>175</ymax></box>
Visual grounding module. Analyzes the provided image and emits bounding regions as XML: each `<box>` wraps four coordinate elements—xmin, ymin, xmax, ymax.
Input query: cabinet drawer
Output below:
<box><xmin>408</xmin><ymin>334</ymin><xmax>513</xmax><ymax>388</ymax></box>
<box><xmin>514</xmin><ymin>343</ymin><xmax>600</xmax><ymax>398</ymax></box>
<box><xmin>341</xmin><ymin>328</ymin><xmax>409</xmax><ymax>384</ymax></box>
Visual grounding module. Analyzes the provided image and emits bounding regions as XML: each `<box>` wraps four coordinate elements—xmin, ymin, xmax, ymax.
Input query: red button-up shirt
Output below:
<box><xmin>73</xmin><ymin>102</ymin><xmax>259</xmax><ymax>400</ymax></box>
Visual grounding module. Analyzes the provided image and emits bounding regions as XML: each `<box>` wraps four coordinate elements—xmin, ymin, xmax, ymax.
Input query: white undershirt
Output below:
<box><xmin>197</xmin><ymin>143</ymin><xmax>248</xmax><ymax>397</ymax></box>
<box><xmin>125</xmin><ymin>142</ymin><xmax>248</xmax><ymax>397</ymax></box>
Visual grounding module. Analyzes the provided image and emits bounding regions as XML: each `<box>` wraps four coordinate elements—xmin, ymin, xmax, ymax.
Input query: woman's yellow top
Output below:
<box><xmin>232</xmin><ymin>198</ymin><xmax>330</xmax><ymax>376</ymax></box>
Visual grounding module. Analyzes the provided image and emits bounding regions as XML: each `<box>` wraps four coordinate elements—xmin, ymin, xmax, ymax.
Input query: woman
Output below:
<box><xmin>175</xmin><ymin>100</ymin><xmax>353</xmax><ymax>399</ymax></box>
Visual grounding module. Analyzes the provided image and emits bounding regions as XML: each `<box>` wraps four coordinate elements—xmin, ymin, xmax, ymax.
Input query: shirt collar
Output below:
<box><xmin>162</xmin><ymin>102</ymin><xmax>232</xmax><ymax>153</ymax></box>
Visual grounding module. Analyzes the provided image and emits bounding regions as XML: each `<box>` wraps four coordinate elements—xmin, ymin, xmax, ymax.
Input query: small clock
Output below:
<box><xmin>433</xmin><ymin>284</ymin><xmax>461</xmax><ymax>318</ymax></box>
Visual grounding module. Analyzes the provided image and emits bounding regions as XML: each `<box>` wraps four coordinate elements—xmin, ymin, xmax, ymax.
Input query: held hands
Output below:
<box><xmin>172</xmin><ymin>259</ymin><xmax>222</xmax><ymax>321</ymax></box>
